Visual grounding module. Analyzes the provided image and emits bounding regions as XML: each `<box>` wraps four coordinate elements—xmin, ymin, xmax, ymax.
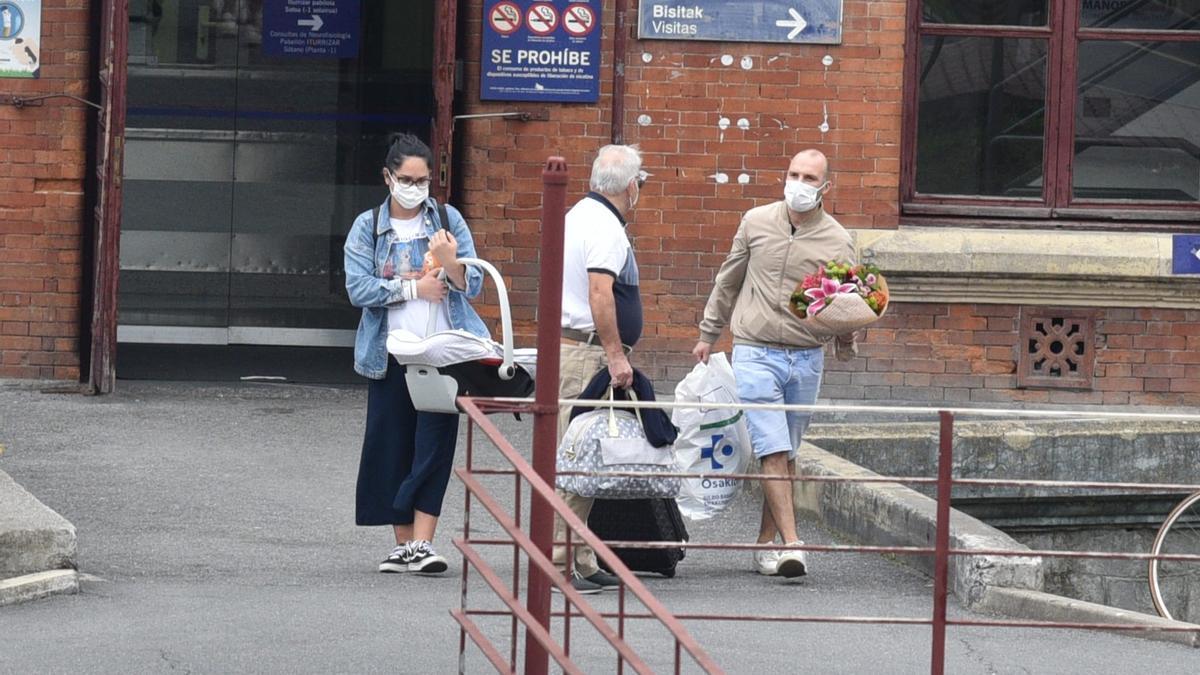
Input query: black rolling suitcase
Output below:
<box><xmin>588</xmin><ymin>498</ymin><xmax>689</xmax><ymax>578</ymax></box>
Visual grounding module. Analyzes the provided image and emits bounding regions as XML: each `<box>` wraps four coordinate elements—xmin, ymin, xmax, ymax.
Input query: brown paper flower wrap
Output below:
<box><xmin>789</xmin><ymin>262</ymin><xmax>889</xmax><ymax>337</ymax></box>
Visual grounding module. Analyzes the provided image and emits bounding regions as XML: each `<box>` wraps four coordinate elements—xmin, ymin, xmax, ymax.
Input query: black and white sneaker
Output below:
<box><xmin>406</xmin><ymin>540</ymin><xmax>449</xmax><ymax>574</ymax></box>
<box><xmin>378</xmin><ymin>544</ymin><xmax>414</xmax><ymax>573</ymax></box>
<box><xmin>378</xmin><ymin>540</ymin><xmax>449</xmax><ymax>574</ymax></box>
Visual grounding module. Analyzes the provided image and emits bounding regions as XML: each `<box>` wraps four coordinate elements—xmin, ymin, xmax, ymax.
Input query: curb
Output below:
<box><xmin>978</xmin><ymin>587</ymin><xmax>1198</xmax><ymax>648</ymax></box>
<box><xmin>794</xmin><ymin>442</ymin><xmax>1200</xmax><ymax>645</ymax></box>
<box><xmin>0</xmin><ymin>469</ymin><xmax>79</xmax><ymax>607</ymax></box>
<box><xmin>0</xmin><ymin>570</ymin><xmax>79</xmax><ymax>607</ymax></box>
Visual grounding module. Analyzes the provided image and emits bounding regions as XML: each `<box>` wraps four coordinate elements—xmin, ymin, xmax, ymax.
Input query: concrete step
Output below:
<box><xmin>0</xmin><ymin>570</ymin><xmax>79</xmax><ymax>607</ymax></box>
<box><xmin>0</xmin><ymin>469</ymin><xmax>76</xmax><ymax>582</ymax></box>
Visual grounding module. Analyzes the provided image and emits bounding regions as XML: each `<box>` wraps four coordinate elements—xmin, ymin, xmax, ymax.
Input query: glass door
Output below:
<box><xmin>121</xmin><ymin>0</ymin><xmax>238</xmax><ymax>340</ymax></box>
<box><xmin>119</xmin><ymin>0</ymin><xmax>438</xmax><ymax>347</ymax></box>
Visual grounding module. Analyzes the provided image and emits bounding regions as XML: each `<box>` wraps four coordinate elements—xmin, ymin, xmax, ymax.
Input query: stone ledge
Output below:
<box><xmin>852</xmin><ymin>226</ymin><xmax>1200</xmax><ymax>308</ymax></box>
<box><xmin>795</xmin><ymin>441</ymin><xmax>1200</xmax><ymax>646</ymax></box>
<box><xmin>0</xmin><ymin>570</ymin><xmax>79</xmax><ymax>607</ymax></box>
<box><xmin>978</xmin><ymin>587</ymin><xmax>1199</xmax><ymax>648</ymax></box>
<box><xmin>793</xmin><ymin>442</ymin><xmax>1043</xmax><ymax>607</ymax></box>
<box><xmin>805</xmin><ymin>418</ymin><xmax>1200</xmax><ymax>499</ymax></box>
<box><xmin>0</xmin><ymin>470</ymin><xmax>76</xmax><ymax>577</ymax></box>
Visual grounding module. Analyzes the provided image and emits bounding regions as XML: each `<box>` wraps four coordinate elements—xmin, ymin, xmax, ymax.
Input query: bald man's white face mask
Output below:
<box><xmin>784</xmin><ymin>180</ymin><xmax>827</xmax><ymax>212</ymax></box>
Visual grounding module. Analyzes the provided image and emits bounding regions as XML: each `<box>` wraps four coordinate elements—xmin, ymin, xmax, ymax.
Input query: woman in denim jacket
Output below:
<box><xmin>344</xmin><ymin>133</ymin><xmax>489</xmax><ymax>574</ymax></box>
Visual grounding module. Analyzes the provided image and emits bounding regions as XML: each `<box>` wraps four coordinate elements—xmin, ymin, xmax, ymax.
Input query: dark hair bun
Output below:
<box><xmin>385</xmin><ymin>133</ymin><xmax>434</xmax><ymax>171</ymax></box>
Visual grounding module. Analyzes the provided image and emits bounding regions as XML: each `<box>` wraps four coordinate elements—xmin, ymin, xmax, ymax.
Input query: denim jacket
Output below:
<box><xmin>345</xmin><ymin>196</ymin><xmax>489</xmax><ymax>379</ymax></box>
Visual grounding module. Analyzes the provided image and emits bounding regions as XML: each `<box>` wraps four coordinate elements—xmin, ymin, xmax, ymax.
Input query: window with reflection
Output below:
<box><xmin>917</xmin><ymin>37</ymin><xmax>1047</xmax><ymax>197</ymax></box>
<box><xmin>1074</xmin><ymin>40</ymin><xmax>1200</xmax><ymax>201</ymax></box>
<box><xmin>923</xmin><ymin>0</ymin><xmax>1049</xmax><ymax>27</ymax></box>
<box><xmin>907</xmin><ymin>0</ymin><xmax>1200</xmax><ymax>221</ymax></box>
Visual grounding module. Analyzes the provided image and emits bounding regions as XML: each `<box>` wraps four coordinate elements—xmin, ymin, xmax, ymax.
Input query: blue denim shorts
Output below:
<box><xmin>732</xmin><ymin>344</ymin><xmax>824</xmax><ymax>459</ymax></box>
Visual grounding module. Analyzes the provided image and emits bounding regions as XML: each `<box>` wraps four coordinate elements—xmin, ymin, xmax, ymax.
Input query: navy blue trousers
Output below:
<box><xmin>355</xmin><ymin>361</ymin><xmax>460</xmax><ymax>526</ymax></box>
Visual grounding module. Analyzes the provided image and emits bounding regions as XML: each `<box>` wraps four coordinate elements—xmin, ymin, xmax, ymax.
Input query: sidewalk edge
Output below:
<box><xmin>0</xmin><ymin>570</ymin><xmax>80</xmax><ymax>607</ymax></box>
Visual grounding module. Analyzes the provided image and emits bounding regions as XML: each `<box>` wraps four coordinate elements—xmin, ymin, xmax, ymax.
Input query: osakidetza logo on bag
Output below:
<box><xmin>698</xmin><ymin>411</ymin><xmax>744</xmax><ymax>488</ymax></box>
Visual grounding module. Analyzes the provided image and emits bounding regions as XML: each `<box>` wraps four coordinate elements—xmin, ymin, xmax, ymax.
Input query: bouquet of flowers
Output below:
<box><xmin>789</xmin><ymin>261</ymin><xmax>888</xmax><ymax>335</ymax></box>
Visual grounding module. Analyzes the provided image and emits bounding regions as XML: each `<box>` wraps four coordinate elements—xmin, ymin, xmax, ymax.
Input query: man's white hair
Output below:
<box><xmin>589</xmin><ymin>145</ymin><xmax>642</xmax><ymax>195</ymax></box>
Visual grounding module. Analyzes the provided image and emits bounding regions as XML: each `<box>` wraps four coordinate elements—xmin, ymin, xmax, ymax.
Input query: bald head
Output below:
<box><xmin>788</xmin><ymin>149</ymin><xmax>829</xmax><ymax>185</ymax></box>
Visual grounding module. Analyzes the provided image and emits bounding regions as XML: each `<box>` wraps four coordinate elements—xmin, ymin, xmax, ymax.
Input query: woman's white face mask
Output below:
<box><xmin>389</xmin><ymin>176</ymin><xmax>428</xmax><ymax>209</ymax></box>
<box><xmin>784</xmin><ymin>179</ymin><xmax>827</xmax><ymax>212</ymax></box>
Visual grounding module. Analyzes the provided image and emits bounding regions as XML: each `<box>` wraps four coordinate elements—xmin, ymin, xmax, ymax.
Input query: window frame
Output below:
<box><xmin>901</xmin><ymin>0</ymin><xmax>1200</xmax><ymax>227</ymax></box>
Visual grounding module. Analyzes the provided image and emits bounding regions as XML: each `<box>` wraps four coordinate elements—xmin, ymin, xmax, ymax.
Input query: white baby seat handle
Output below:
<box><xmin>433</xmin><ymin>258</ymin><xmax>515</xmax><ymax>381</ymax></box>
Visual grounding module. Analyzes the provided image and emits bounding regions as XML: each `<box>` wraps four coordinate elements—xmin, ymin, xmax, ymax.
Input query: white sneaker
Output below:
<box><xmin>776</xmin><ymin>542</ymin><xmax>809</xmax><ymax>578</ymax></box>
<box><xmin>753</xmin><ymin>548</ymin><xmax>781</xmax><ymax>576</ymax></box>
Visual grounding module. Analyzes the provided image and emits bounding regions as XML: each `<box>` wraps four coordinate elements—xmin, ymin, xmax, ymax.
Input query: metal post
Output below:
<box><xmin>610</xmin><ymin>0</ymin><xmax>628</xmax><ymax>144</ymax></box>
<box><xmin>458</xmin><ymin>420</ymin><xmax>472</xmax><ymax>675</ymax></box>
<box><xmin>930</xmin><ymin>410</ymin><xmax>954</xmax><ymax>675</ymax></box>
<box><xmin>524</xmin><ymin>157</ymin><xmax>568</xmax><ymax>675</ymax></box>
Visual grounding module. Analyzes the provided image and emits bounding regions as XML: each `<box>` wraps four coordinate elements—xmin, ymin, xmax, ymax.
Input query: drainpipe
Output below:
<box><xmin>610</xmin><ymin>0</ymin><xmax>628</xmax><ymax>144</ymax></box>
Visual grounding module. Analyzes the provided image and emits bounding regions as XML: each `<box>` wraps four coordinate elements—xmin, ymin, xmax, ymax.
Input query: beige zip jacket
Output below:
<box><xmin>698</xmin><ymin>201</ymin><xmax>856</xmax><ymax>350</ymax></box>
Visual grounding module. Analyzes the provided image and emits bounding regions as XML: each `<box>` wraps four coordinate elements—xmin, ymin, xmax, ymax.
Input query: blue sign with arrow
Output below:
<box><xmin>1172</xmin><ymin>234</ymin><xmax>1200</xmax><ymax>275</ymax></box>
<box><xmin>263</xmin><ymin>0</ymin><xmax>360</xmax><ymax>59</ymax></box>
<box><xmin>638</xmin><ymin>1</ymin><xmax>843</xmax><ymax>44</ymax></box>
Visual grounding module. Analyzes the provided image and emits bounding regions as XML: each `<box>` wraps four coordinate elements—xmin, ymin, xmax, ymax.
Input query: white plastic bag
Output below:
<box><xmin>671</xmin><ymin>352</ymin><xmax>753</xmax><ymax>520</ymax></box>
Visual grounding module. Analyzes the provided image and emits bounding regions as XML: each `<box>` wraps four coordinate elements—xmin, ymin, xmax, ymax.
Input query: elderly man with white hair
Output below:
<box><xmin>553</xmin><ymin>144</ymin><xmax>648</xmax><ymax>594</ymax></box>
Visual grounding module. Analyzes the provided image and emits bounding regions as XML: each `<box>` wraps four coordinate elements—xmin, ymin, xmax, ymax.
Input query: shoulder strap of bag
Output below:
<box><xmin>425</xmin><ymin>200</ymin><xmax>453</xmax><ymax>335</ymax></box>
<box><xmin>436</xmin><ymin>200</ymin><xmax>450</xmax><ymax>233</ymax></box>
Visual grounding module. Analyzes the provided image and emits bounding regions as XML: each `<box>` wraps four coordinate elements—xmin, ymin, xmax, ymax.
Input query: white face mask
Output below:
<box><xmin>784</xmin><ymin>179</ymin><xmax>827</xmax><ymax>212</ymax></box>
<box><xmin>390</xmin><ymin>179</ymin><xmax>428</xmax><ymax>209</ymax></box>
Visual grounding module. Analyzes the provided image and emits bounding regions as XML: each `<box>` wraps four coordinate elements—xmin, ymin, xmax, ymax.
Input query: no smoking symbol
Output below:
<box><xmin>490</xmin><ymin>2</ymin><xmax>521</xmax><ymax>35</ymax></box>
<box><xmin>526</xmin><ymin>3</ymin><xmax>558</xmax><ymax>35</ymax></box>
<box><xmin>563</xmin><ymin>4</ymin><xmax>595</xmax><ymax>36</ymax></box>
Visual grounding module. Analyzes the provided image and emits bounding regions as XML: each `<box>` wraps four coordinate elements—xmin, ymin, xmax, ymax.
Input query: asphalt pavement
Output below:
<box><xmin>0</xmin><ymin>380</ymin><xmax>1196</xmax><ymax>673</ymax></box>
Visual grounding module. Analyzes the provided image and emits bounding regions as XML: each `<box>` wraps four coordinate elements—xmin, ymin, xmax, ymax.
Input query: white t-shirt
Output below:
<box><xmin>560</xmin><ymin>195</ymin><xmax>642</xmax><ymax>347</ymax></box>
<box><xmin>387</xmin><ymin>215</ymin><xmax>450</xmax><ymax>337</ymax></box>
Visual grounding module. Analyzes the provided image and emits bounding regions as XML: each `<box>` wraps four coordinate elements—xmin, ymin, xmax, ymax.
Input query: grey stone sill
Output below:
<box><xmin>852</xmin><ymin>227</ymin><xmax>1200</xmax><ymax>308</ymax></box>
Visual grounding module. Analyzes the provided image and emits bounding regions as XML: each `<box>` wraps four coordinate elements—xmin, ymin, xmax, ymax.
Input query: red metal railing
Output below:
<box><xmin>454</xmin><ymin>397</ymin><xmax>1200</xmax><ymax>673</ymax></box>
<box><xmin>447</xmin><ymin>156</ymin><xmax>721</xmax><ymax>674</ymax></box>
<box><xmin>454</xmin><ymin>396</ymin><xmax>721</xmax><ymax>674</ymax></box>
<box><xmin>449</xmin><ymin>155</ymin><xmax>1200</xmax><ymax>672</ymax></box>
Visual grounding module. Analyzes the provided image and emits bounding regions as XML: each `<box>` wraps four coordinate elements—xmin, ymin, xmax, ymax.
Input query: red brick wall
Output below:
<box><xmin>823</xmin><ymin>305</ymin><xmax>1200</xmax><ymax>406</ymax></box>
<box><xmin>0</xmin><ymin>0</ymin><xmax>91</xmax><ymax>380</ymax></box>
<box><xmin>458</xmin><ymin>0</ymin><xmax>907</xmax><ymax>385</ymax></box>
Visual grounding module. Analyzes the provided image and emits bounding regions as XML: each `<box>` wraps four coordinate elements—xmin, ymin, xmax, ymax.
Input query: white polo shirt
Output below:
<box><xmin>560</xmin><ymin>193</ymin><xmax>642</xmax><ymax>347</ymax></box>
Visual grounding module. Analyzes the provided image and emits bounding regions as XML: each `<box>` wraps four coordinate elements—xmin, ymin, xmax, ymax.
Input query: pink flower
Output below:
<box><xmin>803</xmin><ymin>276</ymin><xmax>857</xmax><ymax>317</ymax></box>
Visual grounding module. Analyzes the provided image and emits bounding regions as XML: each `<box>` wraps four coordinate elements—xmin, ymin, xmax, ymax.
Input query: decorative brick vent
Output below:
<box><xmin>1018</xmin><ymin>309</ymin><xmax>1096</xmax><ymax>390</ymax></box>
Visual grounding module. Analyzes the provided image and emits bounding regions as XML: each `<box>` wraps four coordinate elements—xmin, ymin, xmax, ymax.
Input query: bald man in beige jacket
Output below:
<box><xmin>693</xmin><ymin>149</ymin><xmax>857</xmax><ymax>580</ymax></box>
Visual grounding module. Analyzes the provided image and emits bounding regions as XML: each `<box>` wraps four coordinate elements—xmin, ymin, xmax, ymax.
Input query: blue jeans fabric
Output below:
<box><xmin>355</xmin><ymin>360</ymin><xmax>460</xmax><ymax>525</ymax></box>
<box><xmin>345</xmin><ymin>197</ymin><xmax>489</xmax><ymax>380</ymax></box>
<box><xmin>732</xmin><ymin>344</ymin><xmax>825</xmax><ymax>459</ymax></box>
